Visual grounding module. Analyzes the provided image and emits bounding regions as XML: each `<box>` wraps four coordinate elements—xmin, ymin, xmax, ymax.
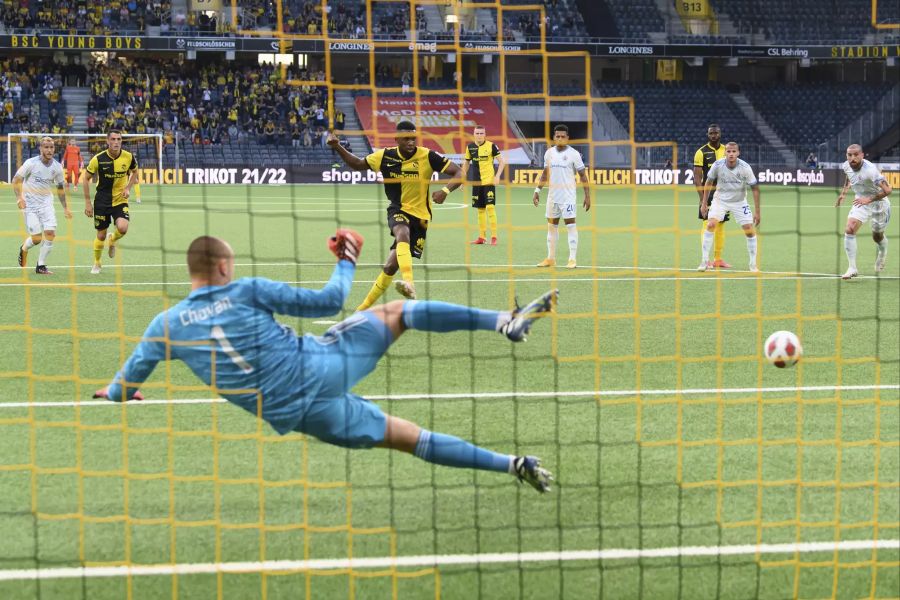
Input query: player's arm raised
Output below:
<box><xmin>835</xmin><ymin>177</ymin><xmax>851</xmax><ymax>207</ymax></box>
<box><xmin>95</xmin><ymin>314</ymin><xmax>167</xmax><ymax>401</ymax></box>
<box><xmin>533</xmin><ymin>166</ymin><xmax>550</xmax><ymax>206</ymax></box>
<box><xmin>326</xmin><ymin>131</ymin><xmax>369</xmax><ymax>170</ymax></box>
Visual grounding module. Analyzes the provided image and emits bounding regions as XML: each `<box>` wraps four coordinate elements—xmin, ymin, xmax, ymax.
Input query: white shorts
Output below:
<box><xmin>709</xmin><ymin>198</ymin><xmax>753</xmax><ymax>226</ymax></box>
<box><xmin>546</xmin><ymin>202</ymin><xmax>576</xmax><ymax>220</ymax></box>
<box><xmin>848</xmin><ymin>198</ymin><xmax>892</xmax><ymax>232</ymax></box>
<box><xmin>24</xmin><ymin>206</ymin><xmax>57</xmax><ymax>235</ymax></box>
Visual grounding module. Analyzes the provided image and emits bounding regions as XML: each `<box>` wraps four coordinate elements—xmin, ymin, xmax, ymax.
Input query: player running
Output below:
<box><xmin>328</xmin><ymin>121</ymin><xmax>464</xmax><ymax>307</ymax></box>
<box><xmin>835</xmin><ymin>144</ymin><xmax>893</xmax><ymax>279</ymax></box>
<box><xmin>13</xmin><ymin>137</ymin><xmax>72</xmax><ymax>275</ymax></box>
<box><xmin>83</xmin><ymin>129</ymin><xmax>139</xmax><ymax>274</ymax></box>
<box><xmin>93</xmin><ymin>232</ymin><xmax>556</xmax><ymax>493</ymax></box>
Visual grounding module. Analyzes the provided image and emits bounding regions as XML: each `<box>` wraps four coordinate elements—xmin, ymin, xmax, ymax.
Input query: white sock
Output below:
<box><xmin>547</xmin><ymin>224</ymin><xmax>558</xmax><ymax>259</ymax></box>
<box><xmin>746</xmin><ymin>235</ymin><xmax>757</xmax><ymax>266</ymax></box>
<box><xmin>566</xmin><ymin>223</ymin><xmax>578</xmax><ymax>261</ymax></box>
<box><xmin>23</xmin><ymin>237</ymin><xmax>36</xmax><ymax>250</ymax></box>
<box><xmin>701</xmin><ymin>230</ymin><xmax>714</xmax><ymax>263</ymax></box>
<box><xmin>876</xmin><ymin>237</ymin><xmax>888</xmax><ymax>256</ymax></box>
<box><xmin>37</xmin><ymin>240</ymin><xmax>53</xmax><ymax>266</ymax></box>
<box><xmin>844</xmin><ymin>233</ymin><xmax>858</xmax><ymax>270</ymax></box>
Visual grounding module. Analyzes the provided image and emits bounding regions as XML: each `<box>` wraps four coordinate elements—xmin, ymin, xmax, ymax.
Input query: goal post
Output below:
<box><xmin>6</xmin><ymin>132</ymin><xmax>163</xmax><ymax>185</ymax></box>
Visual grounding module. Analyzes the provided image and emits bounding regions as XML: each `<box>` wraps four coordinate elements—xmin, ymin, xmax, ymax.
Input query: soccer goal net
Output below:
<box><xmin>0</xmin><ymin>2</ymin><xmax>897</xmax><ymax>599</ymax></box>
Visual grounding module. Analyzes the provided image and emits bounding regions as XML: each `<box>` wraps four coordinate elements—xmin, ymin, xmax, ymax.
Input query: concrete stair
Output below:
<box><xmin>61</xmin><ymin>87</ymin><xmax>90</xmax><ymax>132</ymax></box>
<box><xmin>730</xmin><ymin>91</ymin><xmax>797</xmax><ymax>166</ymax></box>
<box><xmin>333</xmin><ymin>90</ymin><xmax>371</xmax><ymax>156</ymax></box>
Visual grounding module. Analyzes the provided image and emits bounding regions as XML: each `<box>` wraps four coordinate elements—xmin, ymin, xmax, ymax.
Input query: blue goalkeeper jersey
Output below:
<box><xmin>105</xmin><ymin>261</ymin><xmax>355</xmax><ymax>434</ymax></box>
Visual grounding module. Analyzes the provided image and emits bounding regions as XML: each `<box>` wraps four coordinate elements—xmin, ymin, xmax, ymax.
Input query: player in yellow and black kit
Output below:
<box><xmin>693</xmin><ymin>124</ymin><xmax>729</xmax><ymax>268</ymax></box>
<box><xmin>82</xmin><ymin>129</ymin><xmax>139</xmax><ymax>274</ymax></box>
<box><xmin>328</xmin><ymin>121</ymin><xmax>464</xmax><ymax>308</ymax></box>
<box><xmin>462</xmin><ymin>125</ymin><xmax>507</xmax><ymax>245</ymax></box>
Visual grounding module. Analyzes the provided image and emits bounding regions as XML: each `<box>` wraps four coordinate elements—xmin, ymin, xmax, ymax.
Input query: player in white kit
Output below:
<box><xmin>835</xmin><ymin>144</ymin><xmax>893</xmax><ymax>280</ymax></box>
<box><xmin>13</xmin><ymin>137</ymin><xmax>71</xmax><ymax>275</ymax></box>
<box><xmin>698</xmin><ymin>142</ymin><xmax>761</xmax><ymax>272</ymax></box>
<box><xmin>532</xmin><ymin>124</ymin><xmax>591</xmax><ymax>268</ymax></box>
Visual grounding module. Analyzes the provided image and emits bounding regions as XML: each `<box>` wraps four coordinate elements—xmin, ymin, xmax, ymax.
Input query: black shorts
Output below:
<box><xmin>386</xmin><ymin>207</ymin><xmax>428</xmax><ymax>259</ymax></box>
<box><xmin>94</xmin><ymin>203</ymin><xmax>130</xmax><ymax>230</ymax></box>
<box><xmin>471</xmin><ymin>185</ymin><xmax>496</xmax><ymax>208</ymax></box>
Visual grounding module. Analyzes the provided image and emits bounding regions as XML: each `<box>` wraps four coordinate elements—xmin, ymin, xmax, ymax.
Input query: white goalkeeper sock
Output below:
<box><xmin>22</xmin><ymin>237</ymin><xmax>36</xmax><ymax>250</ymax></box>
<box><xmin>37</xmin><ymin>240</ymin><xmax>53</xmax><ymax>266</ymax></box>
<box><xmin>566</xmin><ymin>223</ymin><xmax>578</xmax><ymax>261</ymax></box>
<box><xmin>701</xmin><ymin>229</ymin><xmax>714</xmax><ymax>263</ymax></box>
<box><xmin>844</xmin><ymin>233</ymin><xmax>858</xmax><ymax>270</ymax></box>
<box><xmin>746</xmin><ymin>235</ymin><xmax>758</xmax><ymax>267</ymax></box>
<box><xmin>547</xmin><ymin>223</ymin><xmax>558</xmax><ymax>259</ymax></box>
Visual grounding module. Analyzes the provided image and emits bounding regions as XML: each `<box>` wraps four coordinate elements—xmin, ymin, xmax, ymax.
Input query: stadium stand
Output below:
<box><xmin>0</xmin><ymin>1</ymin><xmax>172</xmax><ymax>35</ymax></box>
<box><xmin>742</xmin><ymin>81</ymin><xmax>896</xmax><ymax>153</ymax></box>
<box><xmin>0</xmin><ymin>58</ymin><xmax>69</xmax><ymax>135</ymax></box>
<box><xmin>710</xmin><ymin>0</ymin><xmax>900</xmax><ymax>44</ymax></box>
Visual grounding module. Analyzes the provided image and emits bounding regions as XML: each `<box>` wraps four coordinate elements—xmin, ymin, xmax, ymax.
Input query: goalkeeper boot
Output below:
<box><xmin>503</xmin><ymin>289</ymin><xmax>558</xmax><ymax>342</ymax></box>
<box><xmin>17</xmin><ymin>245</ymin><xmax>26</xmax><ymax>267</ymax></box>
<box><xmin>513</xmin><ymin>456</ymin><xmax>553</xmax><ymax>493</ymax></box>
<box><xmin>394</xmin><ymin>279</ymin><xmax>417</xmax><ymax>300</ymax></box>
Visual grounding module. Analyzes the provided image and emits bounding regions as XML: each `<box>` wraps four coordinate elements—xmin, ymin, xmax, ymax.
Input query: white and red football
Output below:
<box><xmin>764</xmin><ymin>331</ymin><xmax>803</xmax><ymax>368</ymax></box>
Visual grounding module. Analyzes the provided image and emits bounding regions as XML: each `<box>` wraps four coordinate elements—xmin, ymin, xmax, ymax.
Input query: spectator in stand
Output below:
<box><xmin>806</xmin><ymin>152</ymin><xmax>819</xmax><ymax>169</ymax></box>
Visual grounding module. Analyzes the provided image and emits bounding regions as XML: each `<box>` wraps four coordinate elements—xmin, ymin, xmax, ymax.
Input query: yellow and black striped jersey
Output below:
<box><xmin>464</xmin><ymin>141</ymin><xmax>501</xmax><ymax>186</ymax></box>
<box><xmin>365</xmin><ymin>146</ymin><xmax>451</xmax><ymax>221</ymax></box>
<box><xmin>86</xmin><ymin>149</ymin><xmax>138</xmax><ymax>208</ymax></box>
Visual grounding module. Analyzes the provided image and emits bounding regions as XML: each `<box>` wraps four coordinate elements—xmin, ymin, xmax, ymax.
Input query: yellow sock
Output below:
<box><xmin>396</xmin><ymin>242</ymin><xmax>414</xmax><ymax>283</ymax></box>
<box><xmin>93</xmin><ymin>238</ymin><xmax>104</xmax><ymax>263</ymax></box>
<box><xmin>477</xmin><ymin>208</ymin><xmax>487</xmax><ymax>239</ymax></box>
<box><xmin>486</xmin><ymin>204</ymin><xmax>497</xmax><ymax>237</ymax></box>
<box><xmin>109</xmin><ymin>229</ymin><xmax>124</xmax><ymax>245</ymax></box>
<box><xmin>356</xmin><ymin>271</ymin><xmax>393</xmax><ymax>311</ymax></box>
<box><xmin>714</xmin><ymin>221</ymin><xmax>726</xmax><ymax>260</ymax></box>
<box><xmin>133</xmin><ymin>183</ymin><xmax>141</xmax><ymax>200</ymax></box>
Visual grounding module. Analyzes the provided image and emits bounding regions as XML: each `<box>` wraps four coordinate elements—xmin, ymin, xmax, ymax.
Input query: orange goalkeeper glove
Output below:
<box><xmin>328</xmin><ymin>228</ymin><xmax>364</xmax><ymax>266</ymax></box>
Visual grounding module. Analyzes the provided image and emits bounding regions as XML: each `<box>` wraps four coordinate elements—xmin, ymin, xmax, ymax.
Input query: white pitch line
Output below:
<box><xmin>0</xmin><ymin>273</ymin><xmax>896</xmax><ymax>288</ymax></box>
<box><xmin>0</xmin><ymin>539</ymin><xmax>896</xmax><ymax>581</ymax></box>
<box><xmin>1</xmin><ymin>384</ymin><xmax>896</xmax><ymax>410</ymax></box>
<box><xmin>0</xmin><ymin>260</ymin><xmax>888</xmax><ymax>280</ymax></box>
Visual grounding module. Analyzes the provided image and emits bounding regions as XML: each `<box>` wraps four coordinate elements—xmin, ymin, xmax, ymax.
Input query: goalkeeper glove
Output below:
<box><xmin>93</xmin><ymin>388</ymin><xmax>145</xmax><ymax>401</ymax></box>
<box><xmin>328</xmin><ymin>228</ymin><xmax>364</xmax><ymax>266</ymax></box>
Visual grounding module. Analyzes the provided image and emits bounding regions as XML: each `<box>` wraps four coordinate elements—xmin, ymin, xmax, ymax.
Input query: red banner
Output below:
<box><xmin>354</xmin><ymin>96</ymin><xmax>528</xmax><ymax>163</ymax></box>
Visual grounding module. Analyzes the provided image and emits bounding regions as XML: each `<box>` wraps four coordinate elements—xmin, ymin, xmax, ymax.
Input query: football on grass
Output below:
<box><xmin>764</xmin><ymin>331</ymin><xmax>802</xmax><ymax>368</ymax></box>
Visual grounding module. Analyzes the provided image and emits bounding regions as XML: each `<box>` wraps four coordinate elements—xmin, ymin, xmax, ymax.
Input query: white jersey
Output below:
<box><xmin>543</xmin><ymin>146</ymin><xmax>585</xmax><ymax>206</ymax></box>
<box><xmin>14</xmin><ymin>155</ymin><xmax>64</xmax><ymax>210</ymax></box>
<box><xmin>707</xmin><ymin>158</ymin><xmax>757</xmax><ymax>204</ymax></box>
<box><xmin>841</xmin><ymin>159</ymin><xmax>887</xmax><ymax>199</ymax></box>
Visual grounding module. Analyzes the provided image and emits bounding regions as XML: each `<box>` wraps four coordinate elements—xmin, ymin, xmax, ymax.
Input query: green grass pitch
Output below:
<box><xmin>0</xmin><ymin>182</ymin><xmax>897</xmax><ymax>599</ymax></box>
